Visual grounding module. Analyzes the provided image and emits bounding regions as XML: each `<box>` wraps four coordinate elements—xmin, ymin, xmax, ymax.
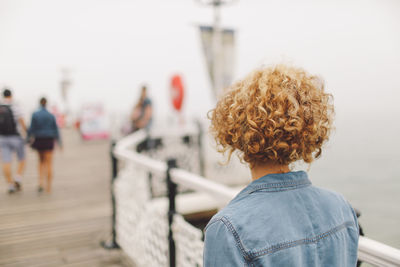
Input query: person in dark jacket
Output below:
<box><xmin>28</xmin><ymin>97</ymin><xmax>61</xmax><ymax>193</ymax></box>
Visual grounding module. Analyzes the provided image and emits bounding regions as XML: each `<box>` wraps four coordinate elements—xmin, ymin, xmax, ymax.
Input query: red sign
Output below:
<box><xmin>170</xmin><ymin>75</ymin><xmax>184</xmax><ymax>112</ymax></box>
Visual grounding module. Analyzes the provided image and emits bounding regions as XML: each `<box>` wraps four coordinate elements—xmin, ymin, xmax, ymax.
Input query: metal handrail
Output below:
<box><xmin>114</xmin><ymin>129</ymin><xmax>400</xmax><ymax>267</ymax></box>
<box><xmin>358</xmin><ymin>237</ymin><xmax>400</xmax><ymax>266</ymax></box>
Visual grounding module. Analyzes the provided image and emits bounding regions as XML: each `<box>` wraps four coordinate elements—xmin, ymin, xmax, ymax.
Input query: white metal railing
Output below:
<box><xmin>358</xmin><ymin>237</ymin><xmax>400</xmax><ymax>266</ymax></box>
<box><xmin>114</xmin><ymin>129</ymin><xmax>400</xmax><ymax>267</ymax></box>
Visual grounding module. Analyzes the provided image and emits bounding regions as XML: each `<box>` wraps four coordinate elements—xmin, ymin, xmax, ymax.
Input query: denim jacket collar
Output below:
<box><xmin>241</xmin><ymin>171</ymin><xmax>311</xmax><ymax>194</ymax></box>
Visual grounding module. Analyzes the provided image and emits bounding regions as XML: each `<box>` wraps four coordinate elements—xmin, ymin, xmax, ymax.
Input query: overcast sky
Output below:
<box><xmin>0</xmin><ymin>0</ymin><xmax>399</xmax><ymax>123</ymax></box>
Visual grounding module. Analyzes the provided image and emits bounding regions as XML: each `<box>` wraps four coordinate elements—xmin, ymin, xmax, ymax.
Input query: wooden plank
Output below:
<box><xmin>0</xmin><ymin>129</ymin><xmax>134</xmax><ymax>266</ymax></box>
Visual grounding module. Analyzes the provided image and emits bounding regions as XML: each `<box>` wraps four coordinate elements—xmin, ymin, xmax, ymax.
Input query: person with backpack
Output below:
<box><xmin>28</xmin><ymin>97</ymin><xmax>61</xmax><ymax>193</ymax></box>
<box><xmin>0</xmin><ymin>88</ymin><xmax>27</xmax><ymax>194</ymax></box>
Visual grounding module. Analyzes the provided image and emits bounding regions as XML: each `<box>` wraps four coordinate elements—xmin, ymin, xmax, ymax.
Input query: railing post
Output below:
<box><xmin>195</xmin><ymin>120</ymin><xmax>205</xmax><ymax>176</ymax></box>
<box><xmin>101</xmin><ymin>140</ymin><xmax>120</xmax><ymax>249</ymax></box>
<box><xmin>354</xmin><ymin>208</ymin><xmax>364</xmax><ymax>267</ymax></box>
<box><xmin>167</xmin><ymin>158</ymin><xmax>177</xmax><ymax>267</ymax></box>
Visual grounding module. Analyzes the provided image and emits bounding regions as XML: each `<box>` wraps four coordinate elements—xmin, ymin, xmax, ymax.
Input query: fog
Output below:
<box><xmin>1</xmin><ymin>0</ymin><xmax>400</xmax><ymax>247</ymax></box>
<box><xmin>1</xmin><ymin>0</ymin><xmax>399</xmax><ymax>119</ymax></box>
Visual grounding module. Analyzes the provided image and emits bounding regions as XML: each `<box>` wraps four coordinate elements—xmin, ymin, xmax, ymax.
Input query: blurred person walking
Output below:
<box><xmin>130</xmin><ymin>85</ymin><xmax>153</xmax><ymax>133</ymax></box>
<box><xmin>28</xmin><ymin>97</ymin><xmax>61</xmax><ymax>193</ymax></box>
<box><xmin>0</xmin><ymin>88</ymin><xmax>27</xmax><ymax>194</ymax></box>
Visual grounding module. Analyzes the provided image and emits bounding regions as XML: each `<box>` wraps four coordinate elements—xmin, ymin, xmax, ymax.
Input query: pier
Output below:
<box><xmin>0</xmin><ymin>130</ymin><xmax>132</xmax><ymax>267</ymax></box>
<box><xmin>1</xmin><ymin>127</ymin><xmax>400</xmax><ymax>266</ymax></box>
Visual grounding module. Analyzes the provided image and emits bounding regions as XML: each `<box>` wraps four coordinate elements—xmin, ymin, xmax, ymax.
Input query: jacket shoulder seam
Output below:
<box><xmin>219</xmin><ymin>216</ymin><xmax>252</xmax><ymax>262</ymax></box>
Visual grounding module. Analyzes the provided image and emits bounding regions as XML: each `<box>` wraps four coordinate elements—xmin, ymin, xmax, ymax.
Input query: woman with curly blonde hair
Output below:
<box><xmin>204</xmin><ymin>65</ymin><xmax>359</xmax><ymax>266</ymax></box>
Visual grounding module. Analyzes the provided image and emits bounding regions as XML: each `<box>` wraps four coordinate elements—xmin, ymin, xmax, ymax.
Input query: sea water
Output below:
<box><xmin>308</xmin><ymin>113</ymin><xmax>400</xmax><ymax>249</ymax></box>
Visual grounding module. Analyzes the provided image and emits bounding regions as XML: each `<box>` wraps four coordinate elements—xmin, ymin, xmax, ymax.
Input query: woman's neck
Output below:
<box><xmin>250</xmin><ymin>162</ymin><xmax>290</xmax><ymax>181</ymax></box>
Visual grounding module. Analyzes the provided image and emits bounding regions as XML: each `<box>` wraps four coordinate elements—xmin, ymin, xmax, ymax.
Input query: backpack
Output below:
<box><xmin>0</xmin><ymin>105</ymin><xmax>18</xmax><ymax>135</ymax></box>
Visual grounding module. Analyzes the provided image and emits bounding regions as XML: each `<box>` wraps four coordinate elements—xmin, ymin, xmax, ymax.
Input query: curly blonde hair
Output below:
<box><xmin>209</xmin><ymin>64</ymin><xmax>334</xmax><ymax>167</ymax></box>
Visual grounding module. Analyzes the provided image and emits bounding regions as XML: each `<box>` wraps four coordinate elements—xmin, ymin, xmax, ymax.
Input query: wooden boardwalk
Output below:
<box><xmin>0</xmin><ymin>130</ymin><xmax>133</xmax><ymax>267</ymax></box>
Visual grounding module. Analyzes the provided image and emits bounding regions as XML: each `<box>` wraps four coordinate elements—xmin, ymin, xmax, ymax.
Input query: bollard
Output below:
<box><xmin>167</xmin><ymin>158</ymin><xmax>177</xmax><ymax>267</ymax></box>
<box><xmin>101</xmin><ymin>140</ymin><xmax>120</xmax><ymax>249</ymax></box>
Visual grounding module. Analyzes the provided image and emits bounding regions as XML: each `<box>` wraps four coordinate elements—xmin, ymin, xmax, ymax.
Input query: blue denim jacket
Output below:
<box><xmin>28</xmin><ymin>108</ymin><xmax>61</xmax><ymax>144</ymax></box>
<box><xmin>204</xmin><ymin>171</ymin><xmax>359</xmax><ymax>266</ymax></box>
